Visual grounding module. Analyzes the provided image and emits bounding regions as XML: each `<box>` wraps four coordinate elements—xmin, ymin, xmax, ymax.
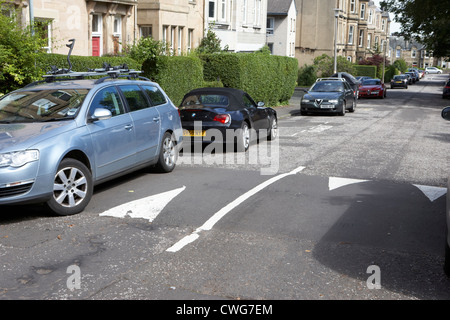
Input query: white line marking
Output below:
<box><xmin>166</xmin><ymin>166</ymin><xmax>306</xmax><ymax>252</ymax></box>
<box><xmin>99</xmin><ymin>186</ymin><xmax>186</xmax><ymax>222</ymax></box>
<box><xmin>413</xmin><ymin>184</ymin><xmax>447</xmax><ymax>202</ymax></box>
<box><xmin>329</xmin><ymin>177</ymin><xmax>369</xmax><ymax>191</ymax></box>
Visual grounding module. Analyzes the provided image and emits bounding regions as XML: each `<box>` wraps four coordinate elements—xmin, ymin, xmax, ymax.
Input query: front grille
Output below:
<box><xmin>0</xmin><ymin>182</ymin><xmax>33</xmax><ymax>198</ymax></box>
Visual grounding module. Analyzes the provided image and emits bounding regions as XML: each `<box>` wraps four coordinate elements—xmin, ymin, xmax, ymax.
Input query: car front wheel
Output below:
<box><xmin>46</xmin><ymin>158</ymin><xmax>93</xmax><ymax>216</ymax></box>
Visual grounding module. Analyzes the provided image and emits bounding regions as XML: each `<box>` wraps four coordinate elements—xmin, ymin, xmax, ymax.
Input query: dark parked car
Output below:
<box><xmin>358</xmin><ymin>78</ymin><xmax>386</xmax><ymax>99</ymax></box>
<box><xmin>441</xmin><ymin>107</ymin><xmax>450</xmax><ymax>276</ymax></box>
<box><xmin>179</xmin><ymin>87</ymin><xmax>277</xmax><ymax>152</ymax></box>
<box><xmin>390</xmin><ymin>75</ymin><xmax>408</xmax><ymax>89</ymax></box>
<box><xmin>300</xmin><ymin>78</ymin><xmax>356</xmax><ymax>116</ymax></box>
<box><xmin>331</xmin><ymin>72</ymin><xmax>359</xmax><ymax>98</ymax></box>
<box><xmin>443</xmin><ymin>79</ymin><xmax>450</xmax><ymax>99</ymax></box>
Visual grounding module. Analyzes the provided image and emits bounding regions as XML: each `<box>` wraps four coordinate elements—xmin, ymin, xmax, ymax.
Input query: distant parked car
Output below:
<box><xmin>331</xmin><ymin>72</ymin><xmax>359</xmax><ymax>98</ymax></box>
<box><xmin>358</xmin><ymin>78</ymin><xmax>386</xmax><ymax>99</ymax></box>
<box><xmin>390</xmin><ymin>75</ymin><xmax>408</xmax><ymax>89</ymax></box>
<box><xmin>405</xmin><ymin>72</ymin><xmax>418</xmax><ymax>83</ymax></box>
<box><xmin>356</xmin><ymin>76</ymin><xmax>372</xmax><ymax>84</ymax></box>
<box><xmin>409</xmin><ymin>68</ymin><xmax>424</xmax><ymax>79</ymax></box>
<box><xmin>425</xmin><ymin>67</ymin><xmax>443</xmax><ymax>74</ymax></box>
<box><xmin>179</xmin><ymin>87</ymin><xmax>277</xmax><ymax>152</ymax></box>
<box><xmin>443</xmin><ymin>79</ymin><xmax>450</xmax><ymax>99</ymax></box>
<box><xmin>300</xmin><ymin>78</ymin><xmax>356</xmax><ymax>116</ymax></box>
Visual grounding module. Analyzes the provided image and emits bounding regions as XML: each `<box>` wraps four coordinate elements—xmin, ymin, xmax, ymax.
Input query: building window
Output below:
<box><xmin>358</xmin><ymin>29</ymin><xmax>364</xmax><ymax>47</ymax></box>
<box><xmin>266</xmin><ymin>17</ymin><xmax>274</xmax><ymax>35</ymax></box>
<box><xmin>243</xmin><ymin>0</ymin><xmax>248</xmax><ymax>24</ymax></box>
<box><xmin>178</xmin><ymin>27</ymin><xmax>183</xmax><ymax>55</ymax></box>
<box><xmin>209</xmin><ymin>0</ymin><xmax>216</xmax><ymax>19</ymax></box>
<box><xmin>187</xmin><ymin>29</ymin><xmax>194</xmax><ymax>52</ymax></box>
<box><xmin>348</xmin><ymin>25</ymin><xmax>354</xmax><ymax>44</ymax></box>
<box><xmin>254</xmin><ymin>0</ymin><xmax>262</xmax><ymax>26</ymax></box>
<box><xmin>411</xmin><ymin>48</ymin><xmax>416</xmax><ymax>58</ymax></box>
<box><xmin>36</xmin><ymin>19</ymin><xmax>52</xmax><ymax>53</ymax></box>
<box><xmin>113</xmin><ymin>15</ymin><xmax>122</xmax><ymax>54</ymax></box>
<box><xmin>381</xmin><ymin>19</ymin><xmax>386</xmax><ymax>32</ymax></box>
<box><xmin>220</xmin><ymin>0</ymin><xmax>226</xmax><ymax>21</ymax></box>
<box><xmin>350</xmin><ymin>0</ymin><xmax>356</xmax><ymax>13</ymax></box>
<box><xmin>360</xmin><ymin>3</ymin><xmax>365</xmax><ymax>20</ymax></box>
<box><xmin>396</xmin><ymin>49</ymin><xmax>401</xmax><ymax>58</ymax></box>
<box><xmin>367</xmin><ymin>33</ymin><xmax>371</xmax><ymax>49</ymax></box>
<box><xmin>140</xmin><ymin>26</ymin><xmax>152</xmax><ymax>38</ymax></box>
<box><xmin>368</xmin><ymin>10</ymin><xmax>373</xmax><ymax>24</ymax></box>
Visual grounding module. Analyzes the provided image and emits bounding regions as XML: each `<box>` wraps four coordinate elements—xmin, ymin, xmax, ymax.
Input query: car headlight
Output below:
<box><xmin>328</xmin><ymin>99</ymin><xmax>339</xmax><ymax>103</ymax></box>
<box><xmin>0</xmin><ymin>150</ymin><xmax>39</xmax><ymax>168</ymax></box>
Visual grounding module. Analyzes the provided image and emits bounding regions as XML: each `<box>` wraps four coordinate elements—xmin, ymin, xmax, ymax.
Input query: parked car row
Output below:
<box><xmin>0</xmin><ymin>60</ymin><xmax>280</xmax><ymax>215</ymax></box>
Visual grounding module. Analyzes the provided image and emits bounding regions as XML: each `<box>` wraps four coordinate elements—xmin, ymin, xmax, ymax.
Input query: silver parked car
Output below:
<box><xmin>0</xmin><ymin>69</ymin><xmax>183</xmax><ymax>216</ymax></box>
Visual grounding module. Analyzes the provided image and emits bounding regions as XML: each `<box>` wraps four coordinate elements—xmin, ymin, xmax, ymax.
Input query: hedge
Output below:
<box><xmin>200</xmin><ymin>52</ymin><xmax>298</xmax><ymax>106</ymax></box>
<box><xmin>142</xmin><ymin>55</ymin><xmax>204</xmax><ymax>106</ymax></box>
<box><xmin>354</xmin><ymin>65</ymin><xmax>377</xmax><ymax>78</ymax></box>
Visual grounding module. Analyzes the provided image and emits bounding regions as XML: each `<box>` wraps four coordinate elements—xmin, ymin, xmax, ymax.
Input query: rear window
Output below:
<box><xmin>142</xmin><ymin>85</ymin><xmax>167</xmax><ymax>106</ymax></box>
<box><xmin>180</xmin><ymin>94</ymin><xmax>229</xmax><ymax>108</ymax></box>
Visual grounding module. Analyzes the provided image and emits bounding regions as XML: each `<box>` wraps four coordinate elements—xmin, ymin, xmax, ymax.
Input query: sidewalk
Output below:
<box><xmin>274</xmin><ymin>87</ymin><xmax>305</xmax><ymax>119</ymax></box>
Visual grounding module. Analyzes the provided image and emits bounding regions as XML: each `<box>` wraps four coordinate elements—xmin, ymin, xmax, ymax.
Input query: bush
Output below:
<box><xmin>0</xmin><ymin>9</ymin><xmax>47</xmax><ymax>93</ymax></box>
<box><xmin>200</xmin><ymin>51</ymin><xmax>298</xmax><ymax>106</ymax></box>
<box><xmin>354</xmin><ymin>65</ymin><xmax>377</xmax><ymax>78</ymax></box>
<box><xmin>142</xmin><ymin>55</ymin><xmax>204</xmax><ymax>106</ymax></box>
<box><xmin>298</xmin><ymin>64</ymin><xmax>317</xmax><ymax>86</ymax></box>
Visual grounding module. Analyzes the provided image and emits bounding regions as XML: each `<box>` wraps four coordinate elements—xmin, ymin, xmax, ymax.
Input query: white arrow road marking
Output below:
<box><xmin>329</xmin><ymin>177</ymin><xmax>369</xmax><ymax>191</ymax></box>
<box><xmin>413</xmin><ymin>184</ymin><xmax>447</xmax><ymax>202</ymax></box>
<box><xmin>99</xmin><ymin>186</ymin><xmax>186</xmax><ymax>222</ymax></box>
<box><xmin>166</xmin><ymin>166</ymin><xmax>306</xmax><ymax>253</ymax></box>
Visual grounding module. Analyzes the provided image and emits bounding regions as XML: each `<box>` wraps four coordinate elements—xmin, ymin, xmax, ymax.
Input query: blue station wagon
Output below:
<box><xmin>0</xmin><ymin>70</ymin><xmax>183</xmax><ymax>216</ymax></box>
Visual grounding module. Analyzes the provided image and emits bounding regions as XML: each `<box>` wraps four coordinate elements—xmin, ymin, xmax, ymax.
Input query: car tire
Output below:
<box><xmin>339</xmin><ymin>101</ymin><xmax>346</xmax><ymax>116</ymax></box>
<box><xmin>45</xmin><ymin>158</ymin><xmax>93</xmax><ymax>216</ymax></box>
<box><xmin>348</xmin><ymin>100</ymin><xmax>356</xmax><ymax>113</ymax></box>
<box><xmin>155</xmin><ymin>131</ymin><xmax>177</xmax><ymax>173</ymax></box>
<box><xmin>267</xmin><ymin>116</ymin><xmax>278</xmax><ymax>141</ymax></box>
<box><xmin>236</xmin><ymin>122</ymin><xmax>250</xmax><ymax>152</ymax></box>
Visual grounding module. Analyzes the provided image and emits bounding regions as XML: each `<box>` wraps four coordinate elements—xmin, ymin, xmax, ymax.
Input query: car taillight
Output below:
<box><xmin>213</xmin><ymin>114</ymin><xmax>231</xmax><ymax>124</ymax></box>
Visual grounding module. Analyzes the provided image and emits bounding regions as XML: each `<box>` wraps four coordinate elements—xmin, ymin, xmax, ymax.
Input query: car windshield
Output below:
<box><xmin>310</xmin><ymin>81</ymin><xmax>344</xmax><ymax>92</ymax></box>
<box><xmin>393</xmin><ymin>76</ymin><xmax>406</xmax><ymax>80</ymax></box>
<box><xmin>0</xmin><ymin>89</ymin><xmax>89</xmax><ymax>123</ymax></box>
<box><xmin>180</xmin><ymin>94</ymin><xmax>229</xmax><ymax>109</ymax></box>
<box><xmin>362</xmin><ymin>79</ymin><xmax>381</xmax><ymax>85</ymax></box>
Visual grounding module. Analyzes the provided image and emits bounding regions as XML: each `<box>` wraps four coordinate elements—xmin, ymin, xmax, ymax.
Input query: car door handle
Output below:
<box><xmin>124</xmin><ymin>124</ymin><xmax>133</xmax><ymax>130</ymax></box>
<box><xmin>153</xmin><ymin>117</ymin><xmax>160</xmax><ymax>123</ymax></box>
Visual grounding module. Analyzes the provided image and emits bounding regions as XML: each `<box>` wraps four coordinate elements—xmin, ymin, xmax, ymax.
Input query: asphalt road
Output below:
<box><xmin>0</xmin><ymin>73</ymin><xmax>449</xmax><ymax>302</ymax></box>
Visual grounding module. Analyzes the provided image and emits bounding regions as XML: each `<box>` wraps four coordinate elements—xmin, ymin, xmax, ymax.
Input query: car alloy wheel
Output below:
<box><xmin>268</xmin><ymin>117</ymin><xmax>278</xmax><ymax>140</ymax></box>
<box><xmin>46</xmin><ymin>158</ymin><xmax>93</xmax><ymax>216</ymax></box>
<box><xmin>155</xmin><ymin>132</ymin><xmax>177</xmax><ymax>172</ymax></box>
<box><xmin>237</xmin><ymin>122</ymin><xmax>250</xmax><ymax>152</ymax></box>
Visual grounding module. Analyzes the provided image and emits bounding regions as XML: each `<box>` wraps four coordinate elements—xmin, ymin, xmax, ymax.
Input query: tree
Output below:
<box><xmin>196</xmin><ymin>24</ymin><xmax>224</xmax><ymax>54</ymax></box>
<box><xmin>380</xmin><ymin>0</ymin><xmax>450</xmax><ymax>58</ymax></box>
<box><xmin>313</xmin><ymin>54</ymin><xmax>354</xmax><ymax>77</ymax></box>
<box><xmin>0</xmin><ymin>3</ymin><xmax>47</xmax><ymax>93</ymax></box>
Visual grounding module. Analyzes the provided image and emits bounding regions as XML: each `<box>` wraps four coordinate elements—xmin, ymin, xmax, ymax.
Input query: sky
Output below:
<box><xmin>373</xmin><ymin>0</ymin><xmax>401</xmax><ymax>34</ymax></box>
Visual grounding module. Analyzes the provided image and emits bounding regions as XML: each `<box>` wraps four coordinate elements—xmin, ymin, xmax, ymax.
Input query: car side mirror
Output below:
<box><xmin>90</xmin><ymin>108</ymin><xmax>112</xmax><ymax>121</ymax></box>
<box><xmin>442</xmin><ymin>107</ymin><xmax>450</xmax><ymax>121</ymax></box>
<box><xmin>257</xmin><ymin>101</ymin><xmax>265</xmax><ymax>108</ymax></box>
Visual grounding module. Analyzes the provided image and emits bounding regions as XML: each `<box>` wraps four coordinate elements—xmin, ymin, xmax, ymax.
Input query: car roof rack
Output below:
<box><xmin>315</xmin><ymin>77</ymin><xmax>347</xmax><ymax>82</ymax></box>
<box><xmin>24</xmin><ymin>39</ymin><xmax>149</xmax><ymax>88</ymax></box>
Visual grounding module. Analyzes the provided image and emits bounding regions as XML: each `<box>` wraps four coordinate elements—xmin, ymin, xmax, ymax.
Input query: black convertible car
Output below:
<box><xmin>179</xmin><ymin>87</ymin><xmax>277</xmax><ymax>151</ymax></box>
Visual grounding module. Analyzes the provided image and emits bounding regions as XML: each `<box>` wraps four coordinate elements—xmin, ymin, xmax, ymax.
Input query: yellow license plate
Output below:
<box><xmin>183</xmin><ymin>129</ymin><xmax>206</xmax><ymax>137</ymax></box>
